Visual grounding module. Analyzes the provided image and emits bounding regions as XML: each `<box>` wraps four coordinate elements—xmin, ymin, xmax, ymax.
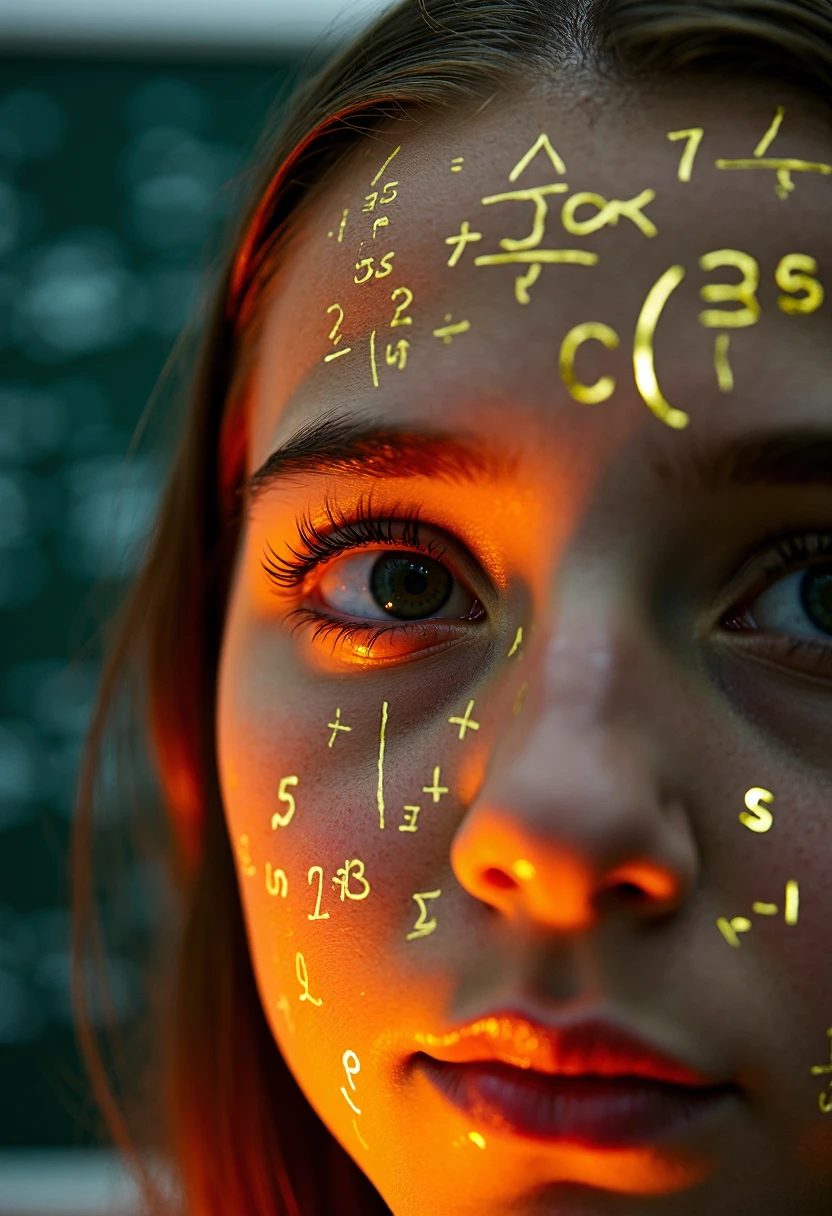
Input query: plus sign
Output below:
<box><xmin>422</xmin><ymin>766</ymin><xmax>449</xmax><ymax>804</ymax></box>
<box><xmin>445</xmin><ymin>220</ymin><xmax>483</xmax><ymax>267</ymax></box>
<box><xmin>448</xmin><ymin>699</ymin><xmax>480</xmax><ymax>741</ymax></box>
<box><xmin>327</xmin><ymin>707</ymin><xmax>352</xmax><ymax>748</ymax></box>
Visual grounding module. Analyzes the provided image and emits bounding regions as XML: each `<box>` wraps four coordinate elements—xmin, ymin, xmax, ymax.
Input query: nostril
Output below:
<box><xmin>482</xmin><ymin>866</ymin><xmax>518</xmax><ymax>891</ymax></box>
<box><xmin>594</xmin><ymin>878</ymin><xmax>650</xmax><ymax>913</ymax></box>
<box><xmin>614</xmin><ymin>881</ymin><xmax>646</xmax><ymax>903</ymax></box>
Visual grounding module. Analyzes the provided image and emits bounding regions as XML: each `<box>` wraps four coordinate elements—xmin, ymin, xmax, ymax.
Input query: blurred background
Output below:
<box><xmin>0</xmin><ymin>2</ymin><xmax>386</xmax><ymax>1211</ymax></box>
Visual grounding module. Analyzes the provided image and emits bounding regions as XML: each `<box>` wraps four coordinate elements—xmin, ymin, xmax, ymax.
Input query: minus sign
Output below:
<box><xmin>324</xmin><ymin>347</ymin><xmax>352</xmax><ymax>362</ymax></box>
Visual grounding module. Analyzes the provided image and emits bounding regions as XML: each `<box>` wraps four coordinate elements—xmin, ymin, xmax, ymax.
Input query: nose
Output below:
<box><xmin>450</xmin><ymin>629</ymin><xmax>699</xmax><ymax>932</ymax></box>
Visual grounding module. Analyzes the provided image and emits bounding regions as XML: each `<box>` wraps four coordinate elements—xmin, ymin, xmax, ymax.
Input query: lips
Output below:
<box><xmin>414</xmin><ymin>1014</ymin><xmax>737</xmax><ymax>1148</ymax></box>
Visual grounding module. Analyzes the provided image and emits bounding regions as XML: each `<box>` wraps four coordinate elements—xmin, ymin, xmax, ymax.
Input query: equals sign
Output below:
<box><xmin>450</xmin><ymin>157</ymin><xmax>464</xmax><ymax>172</ymax></box>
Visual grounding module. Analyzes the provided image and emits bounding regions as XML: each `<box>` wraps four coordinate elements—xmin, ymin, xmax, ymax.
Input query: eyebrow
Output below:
<box><xmin>246</xmin><ymin>412</ymin><xmax>508</xmax><ymax>501</ymax></box>
<box><xmin>651</xmin><ymin>427</ymin><xmax>832</xmax><ymax>492</ymax></box>
<box><xmin>247</xmin><ymin>415</ymin><xmax>832</xmax><ymax>505</ymax></box>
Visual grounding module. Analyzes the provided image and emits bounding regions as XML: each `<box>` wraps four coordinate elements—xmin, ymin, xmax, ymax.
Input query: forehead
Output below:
<box><xmin>248</xmin><ymin>79</ymin><xmax>832</xmax><ymax>467</ymax></box>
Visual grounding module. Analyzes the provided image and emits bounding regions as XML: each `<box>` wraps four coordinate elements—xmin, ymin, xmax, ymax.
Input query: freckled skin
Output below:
<box><xmin>217</xmin><ymin>80</ymin><xmax>832</xmax><ymax>1215</ymax></box>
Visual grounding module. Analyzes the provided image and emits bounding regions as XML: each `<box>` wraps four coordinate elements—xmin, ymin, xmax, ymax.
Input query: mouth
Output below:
<box><xmin>414</xmin><ymin>1014</ymin><xmax>738</xmax><ymax>1149</ymax></box>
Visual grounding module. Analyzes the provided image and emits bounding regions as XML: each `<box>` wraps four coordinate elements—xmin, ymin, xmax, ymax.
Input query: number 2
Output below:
<box><xmin>390</xmin><ymin>286</ymin><xmax>413</xmax><ymax>327</ymax></box>
<box><xmin>327</xmin><ymin>302</ymin><xmax>344</xmax><ymax>343</ymax></box>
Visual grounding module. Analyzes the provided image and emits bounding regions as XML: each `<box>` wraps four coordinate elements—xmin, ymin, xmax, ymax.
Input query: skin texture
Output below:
<box><xmin>216</xmin><ymin>79</ymin><xmax>832</xmax><ymax>1215</ymax></box>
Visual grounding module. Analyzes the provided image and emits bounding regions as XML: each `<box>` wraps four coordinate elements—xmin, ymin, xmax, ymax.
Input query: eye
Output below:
<box><xmin>741</xmin><ymin>563</ymin><xmax>832</xmax><ymax>640</ymax></box>
<box><xmin>313</xmin><ymin>549</ymin><xmax>478</xmax><ymax>622</ymax></box>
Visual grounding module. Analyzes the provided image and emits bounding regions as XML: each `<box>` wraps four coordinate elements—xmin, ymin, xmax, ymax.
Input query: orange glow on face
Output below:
<box><xmin>214</xmin><ymin>87</ymin><xmax>832</xmax><ymax>1216</ymax></box>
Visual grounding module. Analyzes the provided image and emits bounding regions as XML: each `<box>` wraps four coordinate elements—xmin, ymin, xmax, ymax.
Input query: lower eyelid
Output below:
<box><xmin>286</xmin><ymin>609</ymin><xmax>475</xmax><ymax>662</ymax></box>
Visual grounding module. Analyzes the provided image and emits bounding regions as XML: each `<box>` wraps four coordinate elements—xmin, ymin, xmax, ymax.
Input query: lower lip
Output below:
<box><xmin>419</xmin><ymin>1056</ymin><xmax>734</xmax><ymax>1148</ymax></box>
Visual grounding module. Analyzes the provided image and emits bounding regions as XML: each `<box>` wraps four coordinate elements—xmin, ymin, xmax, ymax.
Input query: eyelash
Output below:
<box><xmin>757</xmin><ymin>530</ymin><xmax>832</xmax><ymax>578</ymax></box>
<box><xmin>262</xmin><ymin>497</ymin><xmax>471</xmax><ymax>657</ymax></box>
<box><xmin>725</xmin><ymin>528</ymin><xmax>832</xmax><ymax>665</ymax></box>
<box><xmin>262</xmin><ymin>505</ymin><xmax>832</xmax><ymax>668</ymax></box>
<box><xmin>261</xmin><ymin>495</ymin><xmax>446</xmax><ymax>593</ymax></box>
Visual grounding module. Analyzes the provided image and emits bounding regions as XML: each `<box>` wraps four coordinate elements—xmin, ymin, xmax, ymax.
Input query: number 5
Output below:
<box><xmin>272</xmin><ymin>775</ymin><xmax>298</xmax><ymax>828</ymax></box>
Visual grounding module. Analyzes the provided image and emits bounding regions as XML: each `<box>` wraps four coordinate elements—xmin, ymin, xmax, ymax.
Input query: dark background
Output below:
<box><xmin>0</xmin><ymin>54</ymin><xmax>302</xmax><ymax>1148</ymax></box>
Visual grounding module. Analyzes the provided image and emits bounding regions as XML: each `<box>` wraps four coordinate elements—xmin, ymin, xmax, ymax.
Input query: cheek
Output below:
<box><xmin>215</xmin><ymin>593</ymin><xmax>511</xmax><ymax>1138</ymax></box>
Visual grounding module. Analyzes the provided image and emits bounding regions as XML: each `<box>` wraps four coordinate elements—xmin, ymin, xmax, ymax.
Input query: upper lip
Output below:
<box><xmin>414</xmin><ymin>1012</ymin><xmax>722</xmax><ymax>1088</ymax></box>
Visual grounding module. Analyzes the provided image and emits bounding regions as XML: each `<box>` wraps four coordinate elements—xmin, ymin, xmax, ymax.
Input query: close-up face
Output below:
<box><xmin>216</xmin><ymin>78</ymin><xmax>832</xmax><ymax>1215</ymax></box>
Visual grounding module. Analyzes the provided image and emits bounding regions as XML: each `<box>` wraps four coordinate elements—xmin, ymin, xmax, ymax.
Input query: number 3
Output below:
<box><xmin>699</xmin><ymin>249</ymin><xmax>760</xmax><ymax>328</ymax></box>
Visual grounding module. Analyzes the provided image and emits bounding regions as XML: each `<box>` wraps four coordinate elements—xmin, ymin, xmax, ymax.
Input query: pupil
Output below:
<box><xmin>802</xmin><ymin>565</ymin><xmax>832</xmax><ymax>636</ymax></box>
<box><xmin>404</xmin><ymin>570</ymin><xmax>428</xmax><ymax>595</ymax></box>
<box><xmin>370</xmin><ymin>552</ymin><xmax>452</xmax><ymax>620</ymax></box>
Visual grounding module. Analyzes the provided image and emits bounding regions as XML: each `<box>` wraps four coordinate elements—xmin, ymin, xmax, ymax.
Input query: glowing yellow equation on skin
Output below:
<box><xmin>324</xmin><ymin>303</ymin><xmax>351</xmax><ymax>363</ymax></box>
<box><xmin>340</xmin><ymin>1050</ymin><xmax>362</xmax><ymax>1118</ymax></box>
<box><xmin>433</xmin><ymin>315</ymin><xmax>470</xmax><ymax>344</ymax></box>
<box><xmin>327</xmin><ymin>706</ymin><xmax>352</xmax><ymax>748</ymax></box>
<box><xmin>326</xmin><ymin>209</ymin><xmax>348</xmax><ymax>242</ymax></box>
<box><xmin>514</xmin><ymin>263</ymin><xmax>541</xmax><ymax>304</ymax></box>
<box><xmin>445</xmin><ymin>221</ymin><xmax>482</xmax><ymax>267</ymax></box>
<box><xmin>775</xmin><ymin>253</ymin><xmax>824</xmax><ymax>314</ymax></box>
<box><xmin>482</xmin><ymin>183</ymin><xmax>569</xmax><ymax>251</ymax></box>
<box><xmin>715</xmin><ymin>105</ymin><xmax>824</xmax><ymax>201</ymax></box>
<box><xmin>307</xmin><ymin>865</ymin><xmax>330</xmax><ymax>921</ymax></box>
<box><xmin>423</xmin><ymin>766</ymin><xmax>449</xmax><ymax>803</ymax></box>
<box><xmin>561</xmin><ymin>189</ymin><xmax>657</xmax><ymax>239</ymax></box>
<box><xmin>354</xmin><ymin>252</ymin><xmax>395</xmax><ymax>284</ymax></box>
<box><xmin>370</xmin><ymin>145</ymin><xmax>400</xmax><ymax>187</ymax></box>
<box><xmin>272</xmin><ymin>775</ymin><xmax>298</xmax><ymax>829</ymax></box>
<box><xmin>295</xmin><ymin>951</ymin><xmax>322</xmax><ymax>1005</ymax></box>
<box><xmin>740</xmin><ymin>787</ymin><xmax>774</xmax><ymax>833</ymax></box>
<box><xmin>377</xmin><ymin>700</ymin><xmax>388</xmax><ymax>829</ymax></box>
<box><xmin>633</xmin><ymin>264</ymin><xmax>689</xmax><ymax>429</ymax></box>
<box><xmin>386</xmin><ymin>339</ymin><xmax>409</xmax><ymax>370</ymax></box>
<box><xmin>716</xmin><ymin>916</ymin><xmax>752</xmax><ymax>947</ymax></box>
<box><xmin>332</xmin><ymin>859</ymin><xmax>371</xmax><ymax>901</ymax></box>
<box><xmin>390</xmin><ymin>286</ymin><xmax>413</xmax><ymax>326</ymax></box>
<box><xmin>699</xmin><ymin>249</ymin><xmax>760</xmax><ymax>329</ymax></box>
<box><xmin>754</xmin><ymin>106</ymin><xmax>785</xmax><ymax>158</ymax></box>
<box><xmin>713</xmin><ymin>333</ymin><xmax>734</xmax><ymax>392</ymax></box>
<box><xmin>448</xmin><ymin>699</ymin><xmax>480</xmax><ymax>740</ymax></box>
<box><xmin>265</xmin><ymin>862</ymin><xmax>288</xmax><ymax>898</ymax></box>
<box><xmin>407</xmin><ymin>890</ymin><xmax>442</xmax><ymax>941</ymax></box>
<box><xmin>666</xmin><ymin>127</ymin><xmax>704</xmax><ymax>182</ymax></box>
<box><xmin>508</xmin><ymin>133</ymin><xmax>566</xmax><ymax>181</ymax></box>
<box><xmin>399</xmin><ymin>805</ymin><xmax>420</xmax><ymax>832</ymax></box>
<box><xmin>811</xmin><ymin>1027</ymin><xmax>832</xmax><ymax>1114</ymax></box>
<box><xmin>370</xmin><ymin>329</ymin><xmax>379</xmax><ymax>389</ymax></box>
<box><xmin>559</xmin><ymin>322</ymin><xmax>620</xmax><ymax>405</ymax></box>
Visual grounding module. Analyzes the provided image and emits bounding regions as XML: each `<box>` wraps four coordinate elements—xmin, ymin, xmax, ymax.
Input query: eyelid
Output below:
<box><xmin>260</xmin><ymin>495</ymin><xmax>494</xmax><ymax>613</ymax></box>
<box><xmin>713</xmin><ymin>528</ymin><xmax>832</xmax><ymax>619</ymax></box>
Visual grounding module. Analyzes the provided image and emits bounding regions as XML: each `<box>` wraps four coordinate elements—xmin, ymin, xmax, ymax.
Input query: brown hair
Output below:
<box><xmin>73</xmin><ymin>2</ymin><xmax>832</xmax><ymax>1213</ymax></box>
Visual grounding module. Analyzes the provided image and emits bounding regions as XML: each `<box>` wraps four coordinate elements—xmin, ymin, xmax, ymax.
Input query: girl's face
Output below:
<box><xmin>217</xmin><ymin>83</ymin><xmax>832</xmax><ymax>1215</ymax></box>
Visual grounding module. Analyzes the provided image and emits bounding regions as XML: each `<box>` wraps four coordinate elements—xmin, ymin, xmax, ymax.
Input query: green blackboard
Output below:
<box><xmin>0</xmin><ymin>53</ymin><xmax>301</xmax><ymax>1148</ymax></box>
